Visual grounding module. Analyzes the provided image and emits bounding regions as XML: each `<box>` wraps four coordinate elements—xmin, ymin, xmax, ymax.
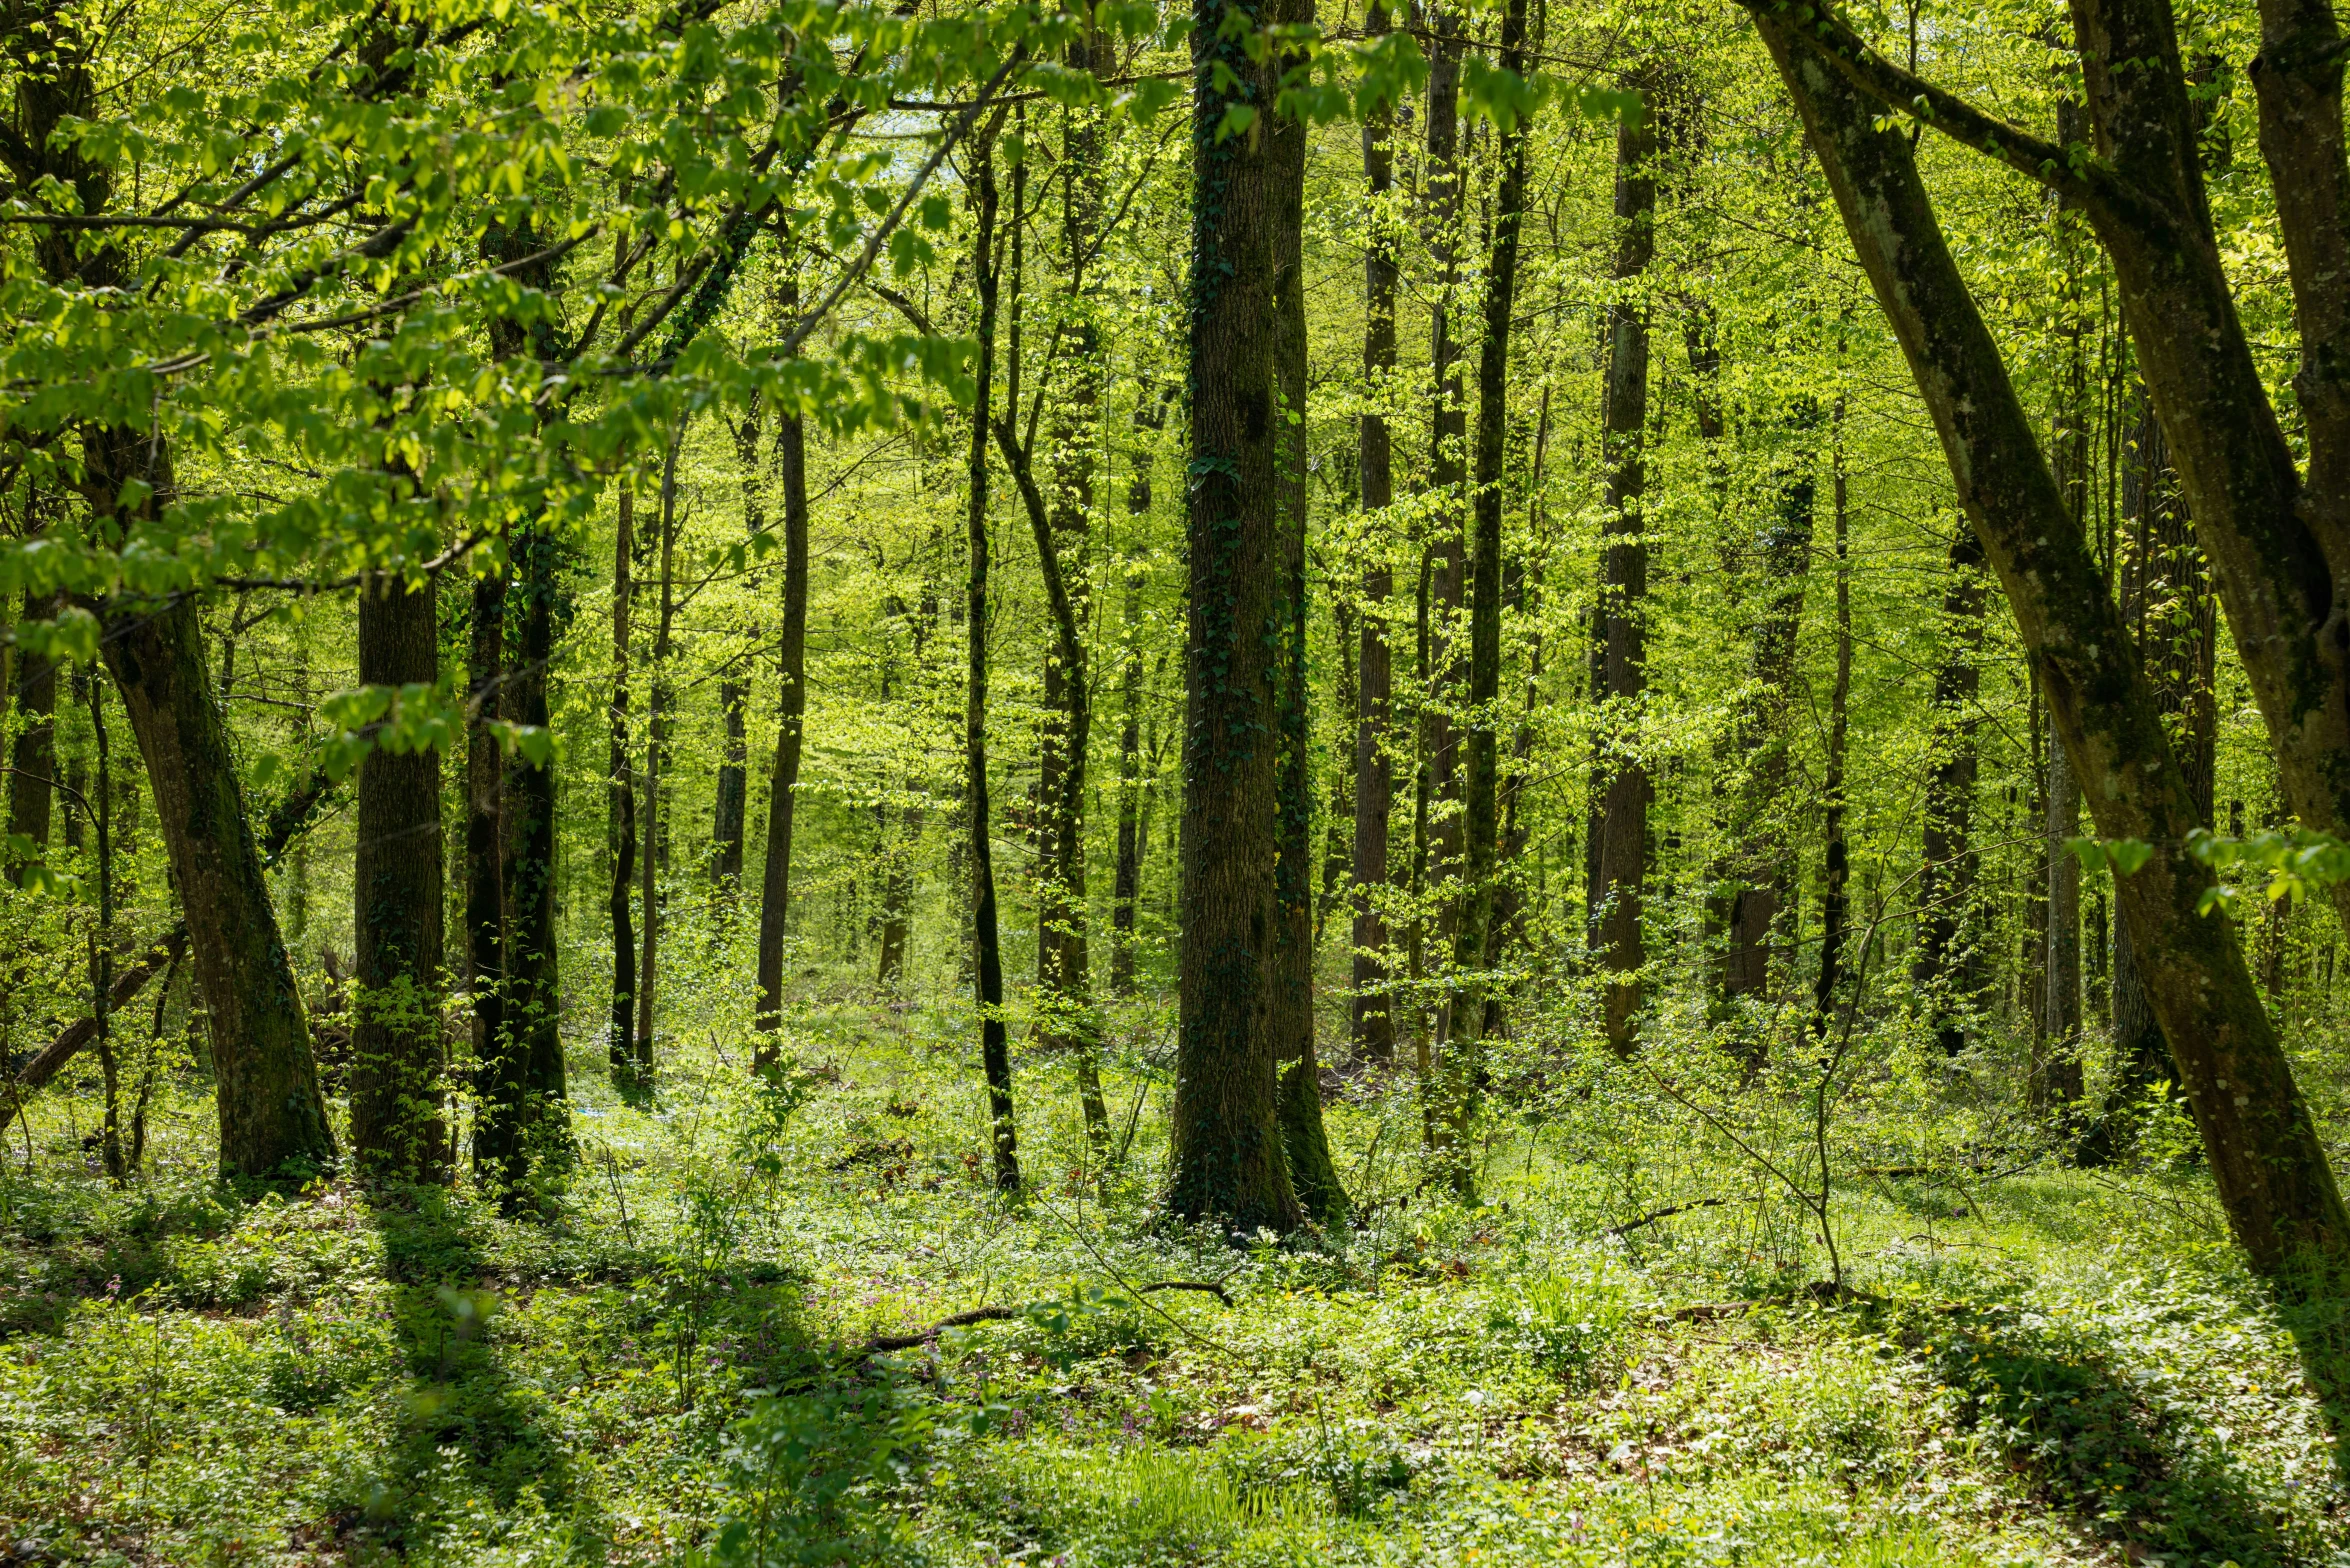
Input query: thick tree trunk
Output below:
<box><xmin>1352</xmin><ymin>0</ymin><xmax>1399</xmax><ymax>1060</ymax></box>
<box><xmin>6</xmin><ymin>589</ymin><xmax>60</xmax><ymax>880</ymax></box>
<box><xmin>1911</xmin><ymin>530</ymin><xmax>1987</xmax><ymax>1055</ymax></box>
<box><xmin>350</xmin><ymin>571</ymin><xmax>448</xmax><ymax>1183</ymax></box>
<box><xmin>965</xmin><ymin>140</ymin><xmax>1020</xmax><ymax>1190</ymax></box>
<box><xmin>753</xmin><ymin>276</ymin><xmax>813</xmax><ymax>1063</ymax></box>
<box><xmin>1271</xmin><ymin>96</ymin><xmax>1347</xmax><ymax>1226</ymax></box>
<box><xmin>103</xmin><ymin>591</ymin><xmax>336</xmax><ymax>1177</ymax></box>
<box><xmin>1814</xmin><ymin>406</ymin><xmax>1852</xmax><ymax>1039</ymax></box>
<box><xmin>1757</xmin><ymin>12</ymin><xmax>2350</xmax><ymax>1373</ymax></box>
<box><xmin>1166</xmin><ymin>0</ymin><xmax>1308</xmax><ymax>1233</ymax></box>
<box><xmin>1590</xmin><ymin>91</ymin><xmax>1656</xmax><ymax>1058</ymax></box>
<box><xmin>607</xmin><ymin>486</ymin><xmax>638</xmax><ymax>1081</ymax></box>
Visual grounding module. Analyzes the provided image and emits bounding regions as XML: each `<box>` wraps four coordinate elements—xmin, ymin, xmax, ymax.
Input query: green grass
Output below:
<box><xmin>2</xmin><ymin>997</ymin><xmax>2345</xmax><ymax>1567</ymax></box>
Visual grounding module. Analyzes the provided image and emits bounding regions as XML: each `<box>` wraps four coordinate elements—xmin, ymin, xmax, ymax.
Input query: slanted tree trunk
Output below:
<box><xmin>350</xmin><ymin>570</ymin><xmax>448</xmax><ymax>1184</ymax></box>
<box><xmin>1814</xmin><ymin>402</ymin><xmax>1853</xmax><ymax>1039</ymax></box>
<box><xmin>1271</xmin><ymin>93</ymin><xmax>1347</xmax><ymax>1225</ymax></box>
<box><xmin>6</xmin><ymin>589</ymin><xmax>61</xmax><ymax>881</ymax></box>
<box><xmin>754</xmin><ymin>275</ymin><xmax>813</xmax><ymax>1066</ymax></box>
<box><xmin>607</xmin><ymin>485</ymin><xmax>638</xmax><ymax>1082</ymax></box>
<box><xmin>1911</xmin><ymin>530</ymin><xmax>1987</xmax><ymax>1055</ymax></box>
<box><xmin>1590</xmin><ymin>86</ymin><xmax>1657</xmax><ymax>1058</ymax></box>
<box><xmin>1352</xmin><ymin>0</ymin><xmax>1400</xmax><ymax>1059</ymax></box>
<box><xmin>1755</xmin><ymin>11</ymin><xmax>2350</xmax><ymax>1384</ymax></box>
<box><xmin>965</xmin><ymin>136</ymin><xmax>1020</xmax><ymax>1190</ymax></box>
<box><xmin>1166</xmin><ymin>0</ymin><xmax>1309</xmax><ymax>1233</ymax></box>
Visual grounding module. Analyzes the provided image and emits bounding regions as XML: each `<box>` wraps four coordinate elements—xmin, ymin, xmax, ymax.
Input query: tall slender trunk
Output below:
<box><xmin>88</xmin><ymin>667</ymin><xmax>120</xmax><ymax>1182</ymax></box>
<box><xmin>1318</xmin><ymin>597</ymin><xmax>1356</xmax><ymax>946</ymax></box>
<box><xmin>714</xmin><ymin>679</ymin><xmax>747</xmax><ymax>883</ymax></box>
<box><xmin>2038</xmin><ymin>172</ymin><xmax>2091</xmax><ymax>1101</ymax></box>
<box><xmin>1111</xmin><ymin>450</ymin><xmax>1150</xmax><ymax>997</ymax></box>
<box><xmin>1420</xmin><ymin>4</ymin><xmax>1468</xmax><ymax>962</ymax></box>
<box><xmin>1814</xmin><ymin>401</ymin><xmax>1853</xmax><ymax>1038</ymax></box>
<box><xmin>351</xmin><ymin>570</ymin><xmax>448</xmax><ymax>1183</ymax></box>
<box><xmin>1271</xmin><ymin>92</ymin><xmax>1347</xmax><ymax>1225</ymax></box>
<box><xmin>966</xmin><ymin>138</ymin><xmax>1020</xmax><ymax>1190</ymax></box>
<box><xmin>501</xmin><ymin>523</ymin><xmax>568</xmax><ymax>1169</ymax></box>
<box><xmin>466</xmin><ymin>568</ymin><xmax>513</xmax><ymax>1183</ymax></box>
<box><xmin>1720</xmin><ymin>406</ymin><xmax>1818</xmax><ymax>1031</ymax></box>
<box><xmin>608</xmin><ymin>486</ymin><xmax>638</xmax><ymax>1080</ymax></box>
<box><xmin>1590</xmin><ymin>85</ymin><xmax>1657</xmax><ymax>1058</ymax></box>
<box><xmin>1435</xmin><ymin>0</ymin><xmax>1533</xmax><ymax>1195</ymax></box>
<box><xmin>1166</xmin><ymin>0</ymin><xmax>1309</xmax><ymax>1233</ymax></box>
<box><xmin>877</xmin><ymin>801</ymin><xmax>917</xmax><ymax>985</ymax></box>
<box><xmin>754</xmin><ymin>274</ymin><xmax>813</xmax><ymax>1064</ymax></box>
<box><xmin>2087</xmin><ymin>382</ymin><xmax>2218</xmax><ymax>1148</ymax></box>
<box><xmin>1352</xmin><ymin>0</ymin><xmax>1400</xmax><ymax>1059</ymax></box>
<box><xmin>636</xmin><ymin>427</ymin><xmax>681</xmax><ymax>1066</ymax></box>
<box><xmin>6</xmin><ymin>589</ymin><xmax>60</xmax><ymax>881</ymax></box>
<box><xmin>1912</xmin><ymin>529</ymin><xmax>1987</xmax><ymax>1054</ymax></box>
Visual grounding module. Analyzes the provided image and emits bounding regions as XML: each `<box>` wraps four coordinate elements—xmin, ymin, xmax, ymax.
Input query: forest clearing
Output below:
<box><xmin>4</xmin><ymin>0</ymin><xmax>2350</xmax><ymax>1560</ymax></box>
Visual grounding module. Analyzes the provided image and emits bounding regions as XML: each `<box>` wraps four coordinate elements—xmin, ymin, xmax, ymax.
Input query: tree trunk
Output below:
<box><xmin>1433</xmin><ymin>0</ymin><xmax>1533</xmax><ymax>1197</ymax></box>
<box><xmin>1166</xmin><ymin>0</ymin><xmax>1308</xmax><ymax>1233</ymax></box>
<box><xmin>6</xmin><ymin>589</ymin><xmax>60</xmax><ymax>881</ymax></box>
<box><xmin>1112</xmin><ymin>385</ymin><xmax>1168</xmax><ymax>998</ymax></box>
<box><xmin>754</xmin><ymin>276</ymin><xmax>813</xmax><ymax>1065</ymax></box>
<box><xmin>1814</xmin><ymin>402</ymin><xmax>1852</xmax><ymax>1039</ymax></box>
<box><xmin>2101</xmin><ymin>387</ymin><xmax>2216</xmax><ymax>1114</ymax></box>
<box><xmin>877</xmin><ymin>802</ymin><xmax>916</xmax><ymax>986</ymax></box>
<box><xmin>1911</xmin><ymin>529</ymin><xmax>1987</xmax><ymax>1055</ymax></box>
<box><xmin>1590</xmin><ymin>86</ymin><xmax>1656</xmax><ymax>1058</ymax></box>
<box><xmin>1352</xmin><ymin>0</ymin><xmax>1399</xmax><ymax>1060</ymax></box>
<box><xmin>501</xmin><ymin>523</ymin><xmax>568</xmax><ymax>1173</ymax></box>
<box><xmin>350</xmin><ymin>571</ymin><xmax>448</xmax><ymax>1184</ymax></box>
<box><xmin>466</xmin><ymin>569</ymin><xmax>513</xmax><ymax>1184</ymax></box>
<box><xmin>1420</xmin><ymin>5</ymin><xmax>1468</xmax><ymax>963</ymax></box>
<box><xmin>966</xmin><ymin>138</ymin><xmax>1020</xmax><ymax>1190</ymax></box>
<box><xmin>1271</xmin><ymin>89</ymin><xmax>1347</xmax><ymax>1225</ymax></box>
<box><xmin>714</xmin><ymin>678</ymin><xmax>747</xmax><ymax>884</ymax></box>
<box><xmin>1757</xmin><ymin>11</ymin><xmax>2350</xmax><ymax>1380</ymax></box>
<box><xmin>104</xmin><ymin>591</ymin><xmax>336</xmax><ymax>1177</ymax></box>
<box><xmin>636</xmin><ymin>429</ymin><xmax>681</xmax><ymax>1068</ymax></box>
<box><xmin>608</xmin><ymin>485</ymin><xmax>638</xmax><ymax>1082</ymax></box>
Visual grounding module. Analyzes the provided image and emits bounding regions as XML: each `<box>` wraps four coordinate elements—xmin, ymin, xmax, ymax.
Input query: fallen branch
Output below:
<box><xmin>860</xmin><ymin>1281</ymin><xmax>1233</xmax><ymax>1354</ymax></box>
<box><xmin>1604</xmin><ymin>1197</ymin><xmax>1727</xmax><ymax>1238</ymax></box>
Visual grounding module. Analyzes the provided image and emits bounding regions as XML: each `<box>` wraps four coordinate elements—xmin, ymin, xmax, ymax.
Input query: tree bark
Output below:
<box><xmin>466</xmin><ymin>568</ymin><xmax>515</xmax><ymax>1184</ymax></box>
<box><xmin>1352</xmin><ymin>0</ymin><xmax>1400</xmax><ymax>1061</ymax></box>
<box><xmin>1755</xmin><ymin>9</ymin><xmax>2350</xmax><ymax>1362</ymax></box>
<box><xmin>1814</xmin><ymin>402</ymin><xmax>1852</xmax><ymax>1040</ymax></box>
<box><xmin>754</xmin><ymin>275</ymin><xmax>813</xmax><ymax>1064</ymax></box>
<box><xmin>350</xmin><ymin>570</ymin><xmax>448</xmax><ymax>1184</ymax></box>
<box><xmin>1420</xmin><ymin>4</ymin><xmax>1468</xmax><ymax>958</ymax></box>
<box><xmin>1434</xmin><ymin>0</ymin><xmax>1533</xmax><ymax>1196</ymax></box>
<box><xmin>104</xmin><ymin>590</ymin><xmax>336</xmax><ymax>1178</ymax></box>
<box><xmin>608</xmin><ymin>485</ymin><xmax>638</xmax><ymax>1081</ymax></box>
<box><xmin>1111</xmin><ymin>400</ymin><xmax>1157</xmax><ymax>998</ymax></box>
<box><xmin>1271</xmin><ymin>84</ymin><xmax>1347</xmax><ymax>1225</ymax></box>
<box><xmin>966</xmin><ymin>137</ymin><xmax>1020</xmax><ymax>1190</ymax></box>
<box><xmin>635</xmin><ymin>429</ymin><xmax>681</xmax><ymax>1067</ymax></box>
<box><xmin>500</xmin><ymin>524</ymin><xmax>568</xmax><ymax>1171</ymax></box>
<box><xmin>1590</xmin><ymin>88</ymin><xmax>1657</xmax><ymax>1058</ymax></box>
<box><xmin>1166</xmin><ymin>0</ymin><xmax>1308</xmax><ymax>1233</ymax></box>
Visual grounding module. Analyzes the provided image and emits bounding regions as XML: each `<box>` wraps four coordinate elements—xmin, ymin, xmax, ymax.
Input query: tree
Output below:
<box><xmin>1166</xmin><ymin>0</ymin><xmax>1312</xmax><ymax>1235</ymax></box>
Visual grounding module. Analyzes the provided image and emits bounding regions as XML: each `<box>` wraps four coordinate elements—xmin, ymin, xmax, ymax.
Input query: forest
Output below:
<box><xmin>5</xmin><ymin>0</ymin><xmax>2350</xmax><ymax>1559</ymax></box>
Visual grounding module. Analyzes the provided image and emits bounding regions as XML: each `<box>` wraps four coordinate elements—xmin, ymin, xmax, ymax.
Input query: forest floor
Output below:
<box><xmin>1</xmin><ymin>995</ymin><xmax>2345</xmax><ymax>1568</ymax></box>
